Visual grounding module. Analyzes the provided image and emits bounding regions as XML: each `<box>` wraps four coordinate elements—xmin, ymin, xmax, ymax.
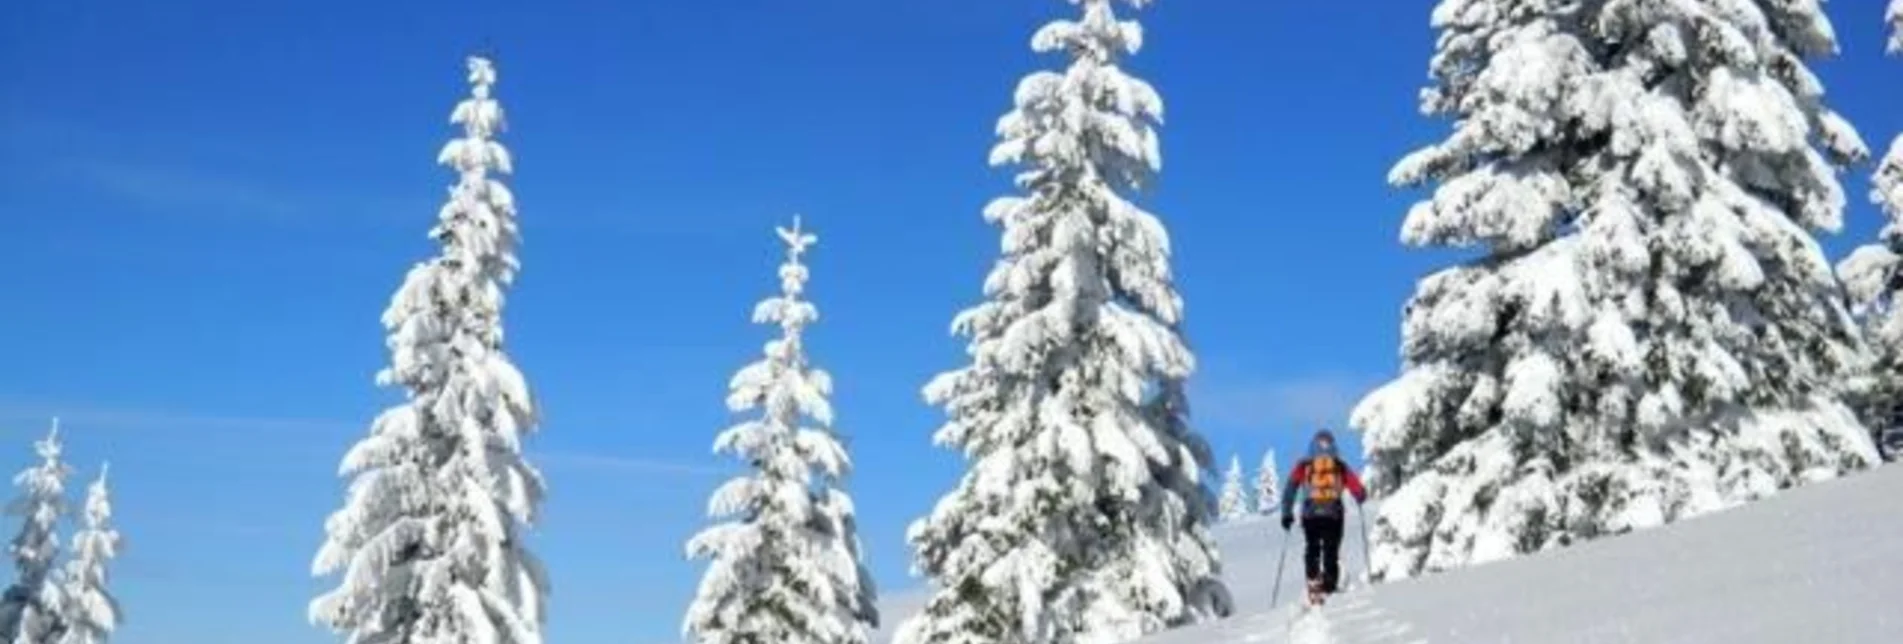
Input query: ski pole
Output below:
<box><xmin>1355</xmin><ymin>500</ymin><xmax>1373</xmax><ymax>586</ymax></box>
<box><xmin>1269</xmin><ymin>521</ymin><xmax>1291</xmax><ymax>607</ymax></box>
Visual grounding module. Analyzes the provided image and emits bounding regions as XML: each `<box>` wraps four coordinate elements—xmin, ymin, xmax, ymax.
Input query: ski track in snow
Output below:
<box><xmin>1288</xmin><ymin>609</ymin><xmax>1331</xmax><ymax>644</ymax></box>
<box><xmin>1151</xmin><ymin>585</ymin><xmax>1417</xmax><ymax>644</ymax></box>
<box><xmin>1304</xmin><ymin>594</ymin><xmax>1420</xmax><ymax>644</ymax></box>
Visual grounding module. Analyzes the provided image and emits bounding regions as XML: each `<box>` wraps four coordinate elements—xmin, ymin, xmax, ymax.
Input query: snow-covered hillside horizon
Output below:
<box><xmin>876</xmin><ymin>465</ymin><xmax>1902</xmax><ymax>642</ymax></box>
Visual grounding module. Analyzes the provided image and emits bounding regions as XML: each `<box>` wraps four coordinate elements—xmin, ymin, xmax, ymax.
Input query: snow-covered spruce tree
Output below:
<box><xmin>684</xmin><ymin>217</ymin><xmax>875</xmax><ymax>644</ymax></box>
<box><xmin>56</xmin><ymin>464</ymin><xmax>118</xmax><ymax>644</ymax></box>
<box><xmin>309</xmin><ymin>55</ymin><xmax>549</xmax><ymax>644</ymax></box>
<box><xmin>895</xmin><ymin>1</ymin><xmax>1228</xmax><ymax>641</ymax></box>
<box><xmin>1351</xmin><ymin>0</ymin><xmax>1880</xmax><ymax>582</ymax></box>
<box><xmin>1</xmin><ymin>422</ymin><xmax>71</xmax><ymax>644</ymax></box>
<box><xmin>1253</xmin><ymin>449</ymin><xmax>1279</xmax><ymax>515</ymax></box>
<box><xmin>1217</xmin><ymin>456</ymin><xmax>1247</xmax><ymax>522</ymax></box>
<box><xmin>1836</xmin><ymin>1</ymin><xmax>1903</xmax><ymax>464</ymax></box>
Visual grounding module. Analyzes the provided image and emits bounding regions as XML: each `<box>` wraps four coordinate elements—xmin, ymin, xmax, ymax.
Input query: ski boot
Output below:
<box><xmin>1305</xmin><ymin>578</ymin><xmax>1326</xmax><ymax>607</ymax></box>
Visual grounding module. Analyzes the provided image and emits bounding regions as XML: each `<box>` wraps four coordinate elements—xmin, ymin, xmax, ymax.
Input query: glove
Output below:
<box><xmin>1280</xmin><ymin>514</ymin><xmax>1294</xmax><ymax>531</ymax></box>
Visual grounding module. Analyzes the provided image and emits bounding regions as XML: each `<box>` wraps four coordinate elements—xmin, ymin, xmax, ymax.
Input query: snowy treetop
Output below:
<box><xmin>434</xmin><ymin>54</ymin><xmax>520</xmax><ymax>290</ymax></box>
<box><xmin>10</xmin><ymin>419</ymin><xmax>70</xmax><ymax>527</ymax></box>
<box><xmin>759</xmin><ymin>215</ymin><xmax>820</xmax><ymax>340</ymax></box>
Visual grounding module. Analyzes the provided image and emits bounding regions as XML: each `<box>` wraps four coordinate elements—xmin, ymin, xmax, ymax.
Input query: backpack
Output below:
<box><xmin>1306</xmin><ymin>455</ymin><xmax>1342</xmax><ymax>506</ymax></box>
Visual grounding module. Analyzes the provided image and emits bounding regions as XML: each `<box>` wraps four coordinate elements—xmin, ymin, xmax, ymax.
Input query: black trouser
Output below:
<box><xmin>1301</xmin><ymin>514</ymin><xmax>1345</xmax><ymax>592</ymax></box>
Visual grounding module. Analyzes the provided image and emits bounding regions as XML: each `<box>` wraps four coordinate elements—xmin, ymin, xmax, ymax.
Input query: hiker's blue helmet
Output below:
<box><xmin>1310</xmin><ymin>429</ymin><xmax>1337</xmax><ymax>456</ymax></box>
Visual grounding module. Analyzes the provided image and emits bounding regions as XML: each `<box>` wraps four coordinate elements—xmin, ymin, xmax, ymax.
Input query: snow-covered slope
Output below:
<box><xmin>872</xmin><ymin>509</ymin><xmax>1377</xmax><ymax>642</ymax></box>
<box><xmin>876</xmin><ymin>465</ymin><xmax>1903</xmax><ymax>642</ymax></box>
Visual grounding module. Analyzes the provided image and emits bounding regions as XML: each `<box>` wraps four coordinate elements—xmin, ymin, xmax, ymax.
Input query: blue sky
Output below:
<box><xmin>2</xmin><ymin>0</ymin><xmax>1900</xmax><ymax>642</ymax></box>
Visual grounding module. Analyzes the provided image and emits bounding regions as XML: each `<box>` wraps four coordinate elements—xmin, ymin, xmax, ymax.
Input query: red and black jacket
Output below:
<box><xmin>1279</xmin><ymin>456</ymin><xmax>1366</xmax><ymax>519</ymax></box>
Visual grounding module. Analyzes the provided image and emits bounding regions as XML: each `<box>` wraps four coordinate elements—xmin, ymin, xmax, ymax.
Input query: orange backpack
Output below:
<box><xmin>1307</xmin><ymin>455</ymin><xmax>1342</xmax><ymax>505</ymax></box>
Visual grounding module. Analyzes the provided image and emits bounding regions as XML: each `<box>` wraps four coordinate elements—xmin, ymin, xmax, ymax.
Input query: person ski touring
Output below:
<box><xmin>1279</xmin><ymin>428</ymin><xmax>1366</xmax><ymax>606</ymax></box>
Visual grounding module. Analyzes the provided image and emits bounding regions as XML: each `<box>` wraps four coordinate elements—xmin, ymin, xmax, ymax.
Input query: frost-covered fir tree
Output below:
<box><xmin>684</xmin><ymin>217</ymin><xmax>876</xmax><ymax>644</ymax></box>
<box><xmin>310</xmin><ymin>55</ymin><xmax>549</xmax><ymax>644</ymax></box>
<box><xmin>56</xmin><ymin>465</ymin><xmax>117</xmax><ymax>644</ymax></box>
<box><xmin>1</xmin><ymin>422</ymin><xmax>70</xmax><ymax>644</ymax></box>
<box><xmin>1217</xmin><ymin>456</ymin><xmax>1248</xmax><ymax>522</ymax></box>
<box><xmin>1836</xmin><ymin>1</ymin><xmax>1903</xmax><ymax>464</ymax></box>
<box><xmin>1253</xmin><ymin>449</ymin><xmax>1279</xmax><ymax>515</ymax></box>
<box><xmin>895</xmin><ymin>1</ymin><xmax>1228</xmax><ymax>641</ymax></box>
<box><xmin>1351</xmin><ymin>0</ymin><xmax>1880</xmax><ymax>582</ymax></box>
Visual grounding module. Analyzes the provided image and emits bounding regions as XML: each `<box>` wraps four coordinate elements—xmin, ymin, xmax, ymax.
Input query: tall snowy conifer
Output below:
<box><xmin>1253</xmin><ymin>449</ymin><xmax>1279</xmax><ymax>515</ymax></box>
<box><xmin>683</xmin><ymin>217</ymin><xmax>876</xmax><ymax>644</ymax></box>
<box><xmin>1217</xmin><ymin>456</ymin><xmax>1247</xmax><ymax>522</ymax></box>
<box><xmin>1</xmin><ymin>422</ymin><xmax>70</xmax><ymax>644</ymax></box>
<box><xmin>896</xmin><ymin>1</ymin><xmax>1228</xmax><ymax>641</ymax></box>
<box><xmin>310</xmin><ymin>55</ymin><xmax>549</xmax><ymax>643</ymax></box>
<box><xmin>56</xmin><ymin>465</ymin><xmax>117</xmax><ymax>644</ymax></box>
<box><xmin>1836</xmin><ymin>1</ymin><xmax>1903</xmax><ymax>463</ymax></box>
<box><xmin>1352</xmin><ymin>0</ymin><xmax>1880</xmax><ymax>582</ymax></box>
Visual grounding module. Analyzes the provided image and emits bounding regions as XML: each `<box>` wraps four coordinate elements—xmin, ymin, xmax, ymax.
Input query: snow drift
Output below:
<box><xmin>877</xmin><ymin>464</ymin><xmax>1903</xmax><ymax>642</ymax></box>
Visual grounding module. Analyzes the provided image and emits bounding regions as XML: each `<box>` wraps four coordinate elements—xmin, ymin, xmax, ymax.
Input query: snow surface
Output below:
<box><xmin>881</xmin><ymin>466</ymin><xmax>1902</xmax><ymax>642</ymax></box>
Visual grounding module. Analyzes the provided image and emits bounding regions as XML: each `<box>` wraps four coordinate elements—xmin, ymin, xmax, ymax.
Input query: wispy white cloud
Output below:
<box><xmin>0</xmin><ymin>400</ymin><xmax>722</xmax><ymax>476</ymax></box>
<box><xmin>50</xmin><ymin>156</ymin><xmax>432</xmax><ymax>227</ymax></box>
<box><xmin>534</xmin><ymin>450</ymin><xmax>728</xmax><ymax>477</ymax></box>
<box><xmin>1191</xmin><ymin>373</ymin><xmax>1381</xmax><ymax>433</ymax></box>
<box><xmin>0</xmin><ymin>401</ymin><xmax>355</xmax><ymax>435</ymax></box>
<box><xmin>1</xmin><ymin>107</ymin><xmax>421</xmax><ymax>226</ymax></box>
<box><xmin>60</xmin><ymin>158</ymin><xmax>309</xmax><ymax>221</ymax></box>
